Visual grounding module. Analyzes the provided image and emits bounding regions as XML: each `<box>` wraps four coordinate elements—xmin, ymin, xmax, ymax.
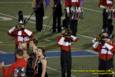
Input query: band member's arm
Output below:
<box><xmin>24</xmin><ymin>29</ymin><xmax>33</xmax><ymax>37</ymax></box>
<box><xmin>57</xmin><ymin>36</ymin><xmax>71</xmax><ymax>46</ymax></box>
<box><xmin>8</xmin><ymin>26</ymin><xmax>16</xmax><ymax>36</ymax></box>
<box><xmin>57</xmin><ymin>36</ymin><xmax>65</xmax><ymax>45</ymax></box>
<box><xmin>98</xmin><ymin>0</ymin><xmax>106</xmax><ymax>8</ymax></box>
<box><xmin>92</xmin><ymin>41</ymin><xmax>102</xmax><ymax>52</ymax></box>
<box><xmin>41</xmin><ymin>59</ymin><xmax>47</xmax><ymax>77</ymax></box>
<box><xmin>70</xmin><ymin>35</ymin><xmax>79</xmax><ymax>42</ymax></box>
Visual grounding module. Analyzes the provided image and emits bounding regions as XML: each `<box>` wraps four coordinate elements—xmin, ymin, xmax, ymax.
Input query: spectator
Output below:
<box><xmin>32</xmin><ymin>47</ymin><xmax>48</xmax><ymax>77</ymax></box>
<box><xmin>0</xmin><ymin>50</ymin><xmax>28</xmax><ymax>77</ymax></box>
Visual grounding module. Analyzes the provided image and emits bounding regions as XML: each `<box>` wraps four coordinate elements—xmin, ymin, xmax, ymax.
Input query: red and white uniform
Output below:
<box><xmin>99</xmin><ymin>0</ymin><xmax>114</xmax><ymax>8</ymax></box>
<box><xmin>93</xmin><ymin>42</ymin><xmax>115</xmax><ymax>60</ymax></box>
<box><xmin>57</xmin><ymin>35</ymin><xmax>78</xmax><ymax>52</ymax></box>
<box><xmin>65</xmin><ymin>0</ymin><xmax>81</xmax><ymax>17</ymax></box>
<box><xmin>8</xmin><ymin>26</ymin><xmax>33</xmax><ymax>49</ymax></box>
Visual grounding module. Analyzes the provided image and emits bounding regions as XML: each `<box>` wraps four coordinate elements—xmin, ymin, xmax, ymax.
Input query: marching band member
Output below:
<box><xmin>99</xmin><ymin>0</ymin><xmax>114</xmax><ymax>34</ymax></box>
<box><xmin>8</xmin><ymin>23</ymin><xmax>34</xmax><ymax>52</ymax></box>
<box><xmin>57</xmin><ymin>29</ymin><xmax>79</xmax><ymax>77</ymax></box>
<box><xmin>92</xmin><ymin>32</ymin><xmax>115</xmax><ymax>77</ymax></box>
<box><xmin>64</xmin><ymin>0</ymin><xmax>84</xmax><ymax>36</ymax></box>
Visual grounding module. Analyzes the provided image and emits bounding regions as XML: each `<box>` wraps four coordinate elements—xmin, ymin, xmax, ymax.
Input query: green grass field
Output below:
<box><xmin>0</xmin><ymin>0</ymin><xmax>115</xmax><ymax>77</ymax></box>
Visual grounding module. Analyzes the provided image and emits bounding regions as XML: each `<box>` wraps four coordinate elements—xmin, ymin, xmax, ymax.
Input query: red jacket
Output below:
<box><xmin>99</xmin><ymin>0</ymin><xmax>114</xmax><ymax>8</ymax></box>
<box><xmin>65</xmin><ymin>0</ymin><xmax>80</xmax><ymax>7</ymax></box>
<box><xmin>93</xmin><ymin>42</ymin><xmax>115</xmax><ymax>60</ymax></box>
<box><xmin>2</xmin><ymin>58</ymin><xmax>27</xmax><ymax>77</ymax></box>
<box><xmin>65</xmin><ymin>0</ymin><xmax>72</xmax><ymax>7</ymax></box>
<box><xmin>57</xmin><ymin>35</ymin><xmax>78</xmax><ymax>52</ymax></box>
<box><xmin>8</xmin><ymin>27</ymin><xmax>33</xmax><ymax>49</ymax></box>
<box><xmin>71</xmin><ymin>0</ymin><xmax>80</xmax><ymax>7</ymax></box>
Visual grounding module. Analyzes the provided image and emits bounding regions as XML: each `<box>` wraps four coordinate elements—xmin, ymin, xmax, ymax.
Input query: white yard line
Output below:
<box><xmin>0</xmin><ymin>16</ymin><xmax>12</xmax><ymax>21</ymax></box>
<box><xmin>24</xmin><ymin>15</ymin><xmax>48</xmax><ymax>20</ymax></box>
<box><xmin>77</xmin><ymin>34</ymin><xmax>93</xmax><ymax>39</ymax></box>
<box><xmin>0</xmin><ymin>12</ymin><xmax>17</xmax><ymax>19</ymax></box>
<box><xmin>47</xmin><ymin>66</ymin><xmax>58</xmax><ymax>72</ymax></box>
<box><xmin>83</xmin><ymin>7</ymin><xmax>102</xmax><ymax>13</ymax></box>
